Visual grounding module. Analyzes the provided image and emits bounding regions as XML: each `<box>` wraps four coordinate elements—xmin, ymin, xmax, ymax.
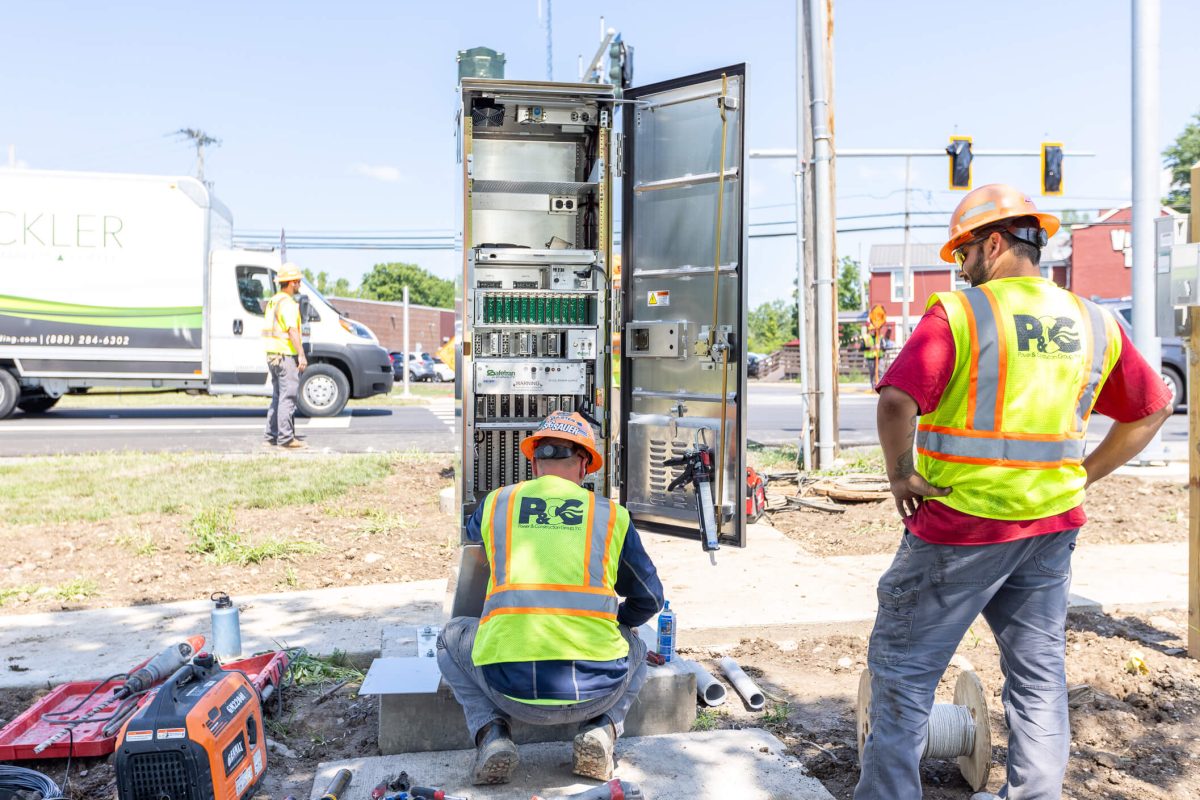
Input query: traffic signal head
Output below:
<box><xmin>946</xmin><ymin>137</ymin><xmax>973</xmax><ymax>190</ymax></box>
<box><xmin>1041</xmin><ymin>142</ymin><xmax>1063</xmax><ymax>195</ymax></box>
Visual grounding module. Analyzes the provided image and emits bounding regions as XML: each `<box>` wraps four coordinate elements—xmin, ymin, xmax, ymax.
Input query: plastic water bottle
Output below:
<box><xmin>210</xmin><ymin>591</ymin><xmax>242</xmax><ymax>660</ymax></box>
<box><xmin>656</xmin><ymin>601</ymin><xmax>676</xmax><ymax>663</ymax></box>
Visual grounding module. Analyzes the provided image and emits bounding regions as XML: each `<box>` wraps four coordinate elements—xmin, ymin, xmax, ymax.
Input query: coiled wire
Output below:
<box><xmin>0</xmin><ymin>765</ymin><xmax>64</xmax><ymax>800</ymax></box>
<box><xmin>922</xmin><ymin>703</ymin><xmax>975</xmax><ymax>759</ymax></box>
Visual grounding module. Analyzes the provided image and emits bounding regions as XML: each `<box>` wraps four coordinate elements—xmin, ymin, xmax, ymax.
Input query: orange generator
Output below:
<box><xmin>115</xmin><ymin>654</ymin><xmax>266</xmax><ymax>800</ymax></box>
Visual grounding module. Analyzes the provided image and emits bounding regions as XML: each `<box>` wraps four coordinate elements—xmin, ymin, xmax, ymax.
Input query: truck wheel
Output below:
<box><xmin>0</xmin><ymin>370</ymin><xmax>18</xmax><ymax>419</ymax></box>
<box><xmin>298</xmin><ymin>364</ymin><xmax>349</xmax><ymax>417</ymax></box>
<box><xmin>17</xmin><ymin>394</ymin><xmax>60</xmax><ymax>414</ymax></box>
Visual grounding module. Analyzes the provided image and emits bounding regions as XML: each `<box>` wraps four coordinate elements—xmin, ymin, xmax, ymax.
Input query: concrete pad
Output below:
<box><xmin>374</xmin><ymin>625</ymin><xmax>695</xmax><ymax>754</ymax></box>
<box><xmin>0</xmin><ymin>581</ymin><xmax>445</xmax><ymax>689</ymax></box>
<box><xmin>312</xmin><ymin>729</ymin><xmax>834</xmax><ymax>800</ymax></box>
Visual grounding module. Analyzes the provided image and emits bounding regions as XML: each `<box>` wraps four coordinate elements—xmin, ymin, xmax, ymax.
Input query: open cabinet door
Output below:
<box><xmin>619</xmin><ymin>65</ymin><xmax>747</xmax><ymax>547</ymax></box>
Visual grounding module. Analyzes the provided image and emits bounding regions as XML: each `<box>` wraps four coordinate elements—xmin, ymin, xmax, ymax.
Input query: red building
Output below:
<box><xmin>865</xmin><ymin>243</ymin><xmax>957</xmax><ymax>341</ymax></box>
<box><xmin>328</xmin><ymin>296</ymin><xmax>455</xmax><ymax>354</ymax></box>
<box><xmin>1067</xmin><ymin>206</ymin><xmax>1181</xmax><ymax>300</ymax></box>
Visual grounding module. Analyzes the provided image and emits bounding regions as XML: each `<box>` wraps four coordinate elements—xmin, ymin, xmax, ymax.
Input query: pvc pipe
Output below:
<box><xmin>718</xmin><ymin>656</ymin><xmax>765</xmax><ymax>710</ymax></box>
<box><xmin>679</xmin><ymin>659</ymin><xmax>727</xmax><ymax>707</ymax></box>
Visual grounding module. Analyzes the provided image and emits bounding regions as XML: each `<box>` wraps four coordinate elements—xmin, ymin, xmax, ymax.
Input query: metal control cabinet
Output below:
<box><xmin>457</xmin><ymin>65</ymin><xmax>748</xmax><ymax>549</ymax></box>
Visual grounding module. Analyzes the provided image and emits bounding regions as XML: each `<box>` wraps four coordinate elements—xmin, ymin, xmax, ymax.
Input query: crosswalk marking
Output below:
<box><xmin>428</xmin><ymin>400</ymin><xmax>456</xmax><ymax>431</ymax></box>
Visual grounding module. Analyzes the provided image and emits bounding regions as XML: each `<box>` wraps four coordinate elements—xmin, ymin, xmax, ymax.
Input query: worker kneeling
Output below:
<box><xmin>437</xmin><ymin>411</ymin><xmax>665</xmax><ymax>786</ymax></box>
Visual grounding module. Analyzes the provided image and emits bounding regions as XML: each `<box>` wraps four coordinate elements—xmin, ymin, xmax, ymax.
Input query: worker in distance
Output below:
<box><xmin>857</xmin><ymin>184</ymin><xmax>1172</xmax><ymax>799</ymax></box>
<box><xmin>437</xmin><ymin>410</ymin><xmax>665</xmax><ymax>785</ymax></box>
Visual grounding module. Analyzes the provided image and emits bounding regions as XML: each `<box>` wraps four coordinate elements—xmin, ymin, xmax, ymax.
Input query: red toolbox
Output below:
<box><xmin>0</xmin><ymin>650</ymin><xmax>289</xmax><ymax>761</ymax></box>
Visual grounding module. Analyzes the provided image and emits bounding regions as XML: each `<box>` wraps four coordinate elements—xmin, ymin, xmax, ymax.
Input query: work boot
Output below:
<box><xmin>572</xmin><ymin>717</ymin><xmax>617</xmax><ymax>781</ymax></box>
<box><xmin>470</xmin><ymin>719</ymin><xmax>518</xmax><ymax>785</ymax></box>
<box><xmin>279</xmin><ymin>439</ymin><xmax>307</xmax><ymax>450</ymax></box>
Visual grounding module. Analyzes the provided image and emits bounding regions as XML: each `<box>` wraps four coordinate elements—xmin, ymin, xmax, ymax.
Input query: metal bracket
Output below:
<box><xmin>717</xmin><ymin>95</ymin><xmax>739</xmax><ymax>111</ymax></box>
<box><xmin>600</xmin><ymin>108</ymin><xmax>610</xmax><ymax>128</ymax></box>
<box><xmin>613</xmin><ymin>132</ymin><xmax>625</xmax><ymax>178</ymax></box>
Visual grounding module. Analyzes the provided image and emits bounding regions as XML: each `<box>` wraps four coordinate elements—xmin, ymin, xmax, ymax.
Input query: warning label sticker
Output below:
<box><xmin>647</xmin><ymin>290</ymin><xmax>670</xmax><ymax>307</ymax></box>
<box><xmin>156</xmin><ymin>728</ymin><xmax>186</xmax><ymax>740</ymax></box>
<box><xmin>126</xmin><ymin>730</ymin><xmax>152</xmax><ymax>742</ymax></box>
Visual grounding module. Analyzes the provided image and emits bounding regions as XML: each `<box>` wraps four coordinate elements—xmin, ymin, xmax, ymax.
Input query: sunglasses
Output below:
<box><xmin>952</xmin><ymin>232</ymin><xmax>993</xmax><ymax>268</ymax></box>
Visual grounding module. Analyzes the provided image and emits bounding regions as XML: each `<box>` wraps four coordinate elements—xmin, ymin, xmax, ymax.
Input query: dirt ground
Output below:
<box><xmin>678</xmin><ymin>605</ymin><xmax>1200</xmax><ymax>800</ymax></box>
<box><xmin>2</xmin><ymin>459</ymin><xmax>1197</xmax><ymax>800</ymax></box>
<box><xmin>4</xmin><ymin>608</ymin><xmax>1196</xmax><ymax>800</ymax></box>
<box><xmin>762</xmin><ymin>474</ymin><xmax>1188</xmax><ymax>557</ymax></box>
<box><xmin>0</xmin><ymin>462</ymin><xmax>458</xmax><ymax>615</ymax></box>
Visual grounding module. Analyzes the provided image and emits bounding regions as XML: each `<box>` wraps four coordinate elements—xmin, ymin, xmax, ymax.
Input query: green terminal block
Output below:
<box><xmin>504</xmin><ymin>294</ymin><xmax>513</xmax><ymax>324</ymax></box>
<box><xmin>522</xmin><ymin>294</ymin><xmax>531</xmax><ymax>324</ymax></box>
<box><xmin>535</xmin><ymin>295</ymin><xmax>545</xmax><ymax>324</ymax></box>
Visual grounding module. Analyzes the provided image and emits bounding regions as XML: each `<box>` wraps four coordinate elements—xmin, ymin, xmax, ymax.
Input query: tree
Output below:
<box><xmin>301</xmin><ymin>269</ymin><xmax>357</xmax><ymax>297</ymax></box>
<box><xmin>837</xmin><ymin>256</ymin><xmax>863</xmax><ymax>312</ymax></box>
<box><xmin>359</xmin><ymin>262</ymin><xmax>454</xmax><ymax>308</ymax></box>
<box><xmin>747</xmin><ymin>299</ymin><xmax>797</xmax><ymax>354</ymax></box>
<box><xmin>1163</xmin><ymin>110</ymin><xmax>1200</xmax><ymax>212</ymax></box>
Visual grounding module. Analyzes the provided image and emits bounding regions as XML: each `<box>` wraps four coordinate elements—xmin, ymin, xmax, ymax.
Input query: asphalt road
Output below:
<box><xmin>0</xmin><ymin>401</ymin><xmax>457</xmax><ymax>456</ymax></box>
<box><xmin>0</xmin><ymin>385</ymin><xmax>1186</xmax><ymax>459</ymax></box>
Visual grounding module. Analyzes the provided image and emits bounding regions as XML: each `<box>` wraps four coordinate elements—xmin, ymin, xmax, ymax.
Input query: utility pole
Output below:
<box><xmin>402</xmin><ymin>285</ymin><xmax>412</xmax><ymax>399</ymax></box>
<box><xmin>793</xmin><ymin>0</ymin><xmax>812</xmax><ymax>469</ymax></box>
<box><xmin>1132</xmin><ymin>0</ymin><xmax>1164</xmax><ymax>462</ymax></box>
<box><xmin>901</xmin><ymin>156</ymin><xmax>913</xmax><ymax>343</ymax></box>
<box><xmin>807</xmin><ymin>0</ymin><xmax>835</xmax><ymax>469</ymax></box>
<box><xmin>174</xmin><ymin>128</ymin><xmax>220</xmax><ymax>183</ymax></box>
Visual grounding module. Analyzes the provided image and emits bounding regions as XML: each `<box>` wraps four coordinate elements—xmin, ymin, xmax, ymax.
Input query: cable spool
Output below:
<box><xmin>856</xmin><ymin>668</ymin><xmax>991</xmax><ymax>791</ymax></box>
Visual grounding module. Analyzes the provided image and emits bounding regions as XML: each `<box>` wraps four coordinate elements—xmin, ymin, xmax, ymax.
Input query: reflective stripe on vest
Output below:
<box><xmin>916</xmin><ymin>428</ymin><xmax>1086</xmax><ymax>468</ymax></box>
<box><xmin>482</xmin><ymin>586</ymin><xmax>619</xmax><ymax>622</ymax></box>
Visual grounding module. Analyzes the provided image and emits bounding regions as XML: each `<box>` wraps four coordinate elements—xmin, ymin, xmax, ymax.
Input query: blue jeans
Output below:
<box><xmin>436</xmin><ymin>616</ymin><xmax>648</xmax><ymax>743</ymax></box>
<box><xmin>854</xmin><ymin>529</ymin><xmax>1078</xmax><ymax>800</ymax></box>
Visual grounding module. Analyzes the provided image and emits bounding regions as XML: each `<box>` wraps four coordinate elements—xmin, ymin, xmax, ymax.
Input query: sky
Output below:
<box><xmin>4</xmin><ymin>0</ymin><xmax>1199</xmax><ymax>309</ymax></box>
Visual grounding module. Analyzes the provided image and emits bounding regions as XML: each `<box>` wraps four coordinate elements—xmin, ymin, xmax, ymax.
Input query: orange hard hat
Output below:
<box><xmin>939</xmin><ymin>184</ymin><xmax>1060</xmax><ymax>264</ymax></box>
<box><xmin>520</xmin><ymin>410</ymin><xmax>603</xmax><ymax>474</ymax></box>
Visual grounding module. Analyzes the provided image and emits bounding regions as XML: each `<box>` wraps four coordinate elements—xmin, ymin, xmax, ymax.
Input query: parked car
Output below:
<box><xmin>430</xmin><ymin>357</ymin><xmax>455</xmax><ymax>382</ymax></box>
<box><xmin>747</xmin><ymin>352</ymin><xmax>765</xmax><ymax>378</ymax></box>
<box><xmin>1097</xmin><ymin>299</ymin><xmax>1185</xmax><ymax>409</ymax></box>
<box><xmin>389</xmin><ymin>352</ymin><xmax>433</xmax><ymax>382</ymax></box>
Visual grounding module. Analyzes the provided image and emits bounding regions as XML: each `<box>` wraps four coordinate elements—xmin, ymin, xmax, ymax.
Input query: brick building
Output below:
<box><xmin>1067</xmin><ymin>206</ymin><xmax>1181</xmax><ymax>300</ymax></box>
<box><xmin>328</xmin><ymin>296</ymin><xmax>454</xmax><ymax>354</ymax></box>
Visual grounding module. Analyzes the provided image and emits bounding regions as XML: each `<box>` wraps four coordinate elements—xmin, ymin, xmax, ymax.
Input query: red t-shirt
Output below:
<box><xmin>878</xmin><ymin>301</ymin><xmax>1171</xmax><ymax>545</ymax></box>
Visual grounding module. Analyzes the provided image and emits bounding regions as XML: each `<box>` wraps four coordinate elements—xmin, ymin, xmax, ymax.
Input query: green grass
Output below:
<box><xmin>692</xmin><ymin>707</ymin><xmax>726</xmax><ymax>732</ymax></box>
<box><xmin>838</xmin><ymin>371</ymin><xmax>868</xmax><ymax>383</ymax></box>
<box><xmin>187</xmin><ymin>508</ymin><xmax>321</xmax><ymax>566</ymax></box>
<box><xmin>114</xmin><ymin>533</ymin><xmax>159</xmax><ymax>556</ymax></box>
<box><xmin>0</xmin><ymin>452</ymin><xmax>396</xmax><ymax>526</ymax></box>
<box><xmin>0</xmin><ymin>584</ymin><xmax>41</xmax><ymax>606</ymax></box>
<box><xmin>1</xmin><ymin>579</ymin><xmax>98</xmax><ymax>606</ymax></box>
<box><xmin>54</xmin><ymin>578</ymin><xmax>98</xmax><ymax>601</ymax></box>
<box><xmin>289</xmin><ymin>649</ymin><xmax>366</xmax><ymax>686</ymax></box>
<box><xmin>761</xmin><ymin>702</ymin><xmax>790</xmax><ymax>727</ymax></box>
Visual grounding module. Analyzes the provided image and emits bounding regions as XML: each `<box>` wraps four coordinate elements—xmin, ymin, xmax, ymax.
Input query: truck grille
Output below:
<box><xmin>124</xmin><ymin>751</ymin><xmax>192</xmax><ymax>800</ymax></box>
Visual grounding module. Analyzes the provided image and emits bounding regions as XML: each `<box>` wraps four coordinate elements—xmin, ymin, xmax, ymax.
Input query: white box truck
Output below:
<box><xmin>0</xmin><ymin>169</ymin><xmax>393</xmax><ymax>418</ymax></box>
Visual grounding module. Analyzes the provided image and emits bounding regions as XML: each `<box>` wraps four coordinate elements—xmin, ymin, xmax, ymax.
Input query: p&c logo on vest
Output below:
<box><xmin>518</xmin><ymin>497</ymin><xmax>585</xmax><ymax>527</ymax></box>
<box><xmin>1013</xmin><ymin>314</ymin><xmax>1081</xmax><ymax>357</ymax></box>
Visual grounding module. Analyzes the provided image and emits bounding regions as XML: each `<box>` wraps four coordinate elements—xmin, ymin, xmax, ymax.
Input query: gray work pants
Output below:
<box><xmin>854</xmin><ymin>529</ymin><xmax>1078</xmax><ymax>800</ymax></box>
<box><xmin>264</xmin><ymin>354</ymin><xmax>301</xmax><ymax>444</ymax></box>
<box><xmin>436</xmin><ymin>616</ymin><xmax>648</xmax><ymax>743</ymax></box>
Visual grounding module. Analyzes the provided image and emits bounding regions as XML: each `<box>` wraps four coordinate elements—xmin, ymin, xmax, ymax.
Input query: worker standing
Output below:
<box><xmin>437</xmin><ymin>411</ymin><xmax>664</xmax><ymax>786</ymax></box>
<box><xmin>861</xmin><ymin>326</ymin><xmax>882</xmax><ymax>389</ymax></box>
<box><xmin>262</xmin><ymin>263</ymin><xmax>307</xmax><ymax>449</ymax></box>
<box><xmin>856</xmin><ymin>185</ymin><xmax>1172</xmax><ymax>800</ymax></box>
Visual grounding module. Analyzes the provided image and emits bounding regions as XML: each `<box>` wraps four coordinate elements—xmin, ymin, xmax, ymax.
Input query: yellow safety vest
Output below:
<box><xmin>262</xmin><ymin>292</ymin><xmax>299</xmax><ymax>355</ymax></box>
<box><xmin>917</xmin><ymin>277</ymin><xmax>1122</xmax><ymax>520</ymax></box>
<box><xmin>472</xmin><ymin>475</ymin><xmax>630</xmax><ymax>669</ymax></box>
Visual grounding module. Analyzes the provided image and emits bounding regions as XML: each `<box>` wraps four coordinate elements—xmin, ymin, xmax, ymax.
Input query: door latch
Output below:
<box><xmin>233</xmin><ymin>319</ymin><xmax>243</xmax><ymax>335</ymax></box>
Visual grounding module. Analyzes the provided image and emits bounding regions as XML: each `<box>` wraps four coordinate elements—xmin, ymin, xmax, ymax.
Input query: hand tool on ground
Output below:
<box><xmin>665</xmin><ymin>443</ymin><xmax>720</xmax><ymax>564</ymax></box>
<box><xmin>321</xmin><ymin>770</ymin><xmax>353</xmax><ymax>800</ymax></box>
<box><xmin>532</xmin><ymin>779</ymin><xmax>645</xmax><ymax>800</ymax></box>
<box><xmin>32</xmin><ymin>635</ymin><xmax>205</xmax><ymax>754</ymax></box>
<box><xmin>410</xmin><ymin>788</ymin><xmax>469</xmax><ymax>800</ymax></box>
<box><xmin>113</xmin><ymin>653</ymin><xmax>267</xmax><ymax>800</ymax></box>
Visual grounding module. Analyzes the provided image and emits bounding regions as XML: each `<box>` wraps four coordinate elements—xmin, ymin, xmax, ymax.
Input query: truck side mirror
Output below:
<box><xmin>298</xmin><ymin>294</ymin><xmax>320</xmax><ymax>323</ymax></box>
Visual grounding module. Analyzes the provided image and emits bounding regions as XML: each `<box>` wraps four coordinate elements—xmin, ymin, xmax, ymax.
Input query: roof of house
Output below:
<box><xmin>868</xmin><ymin>243</ymin><xmax>946</xmax><ymax>270</ymax></box>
